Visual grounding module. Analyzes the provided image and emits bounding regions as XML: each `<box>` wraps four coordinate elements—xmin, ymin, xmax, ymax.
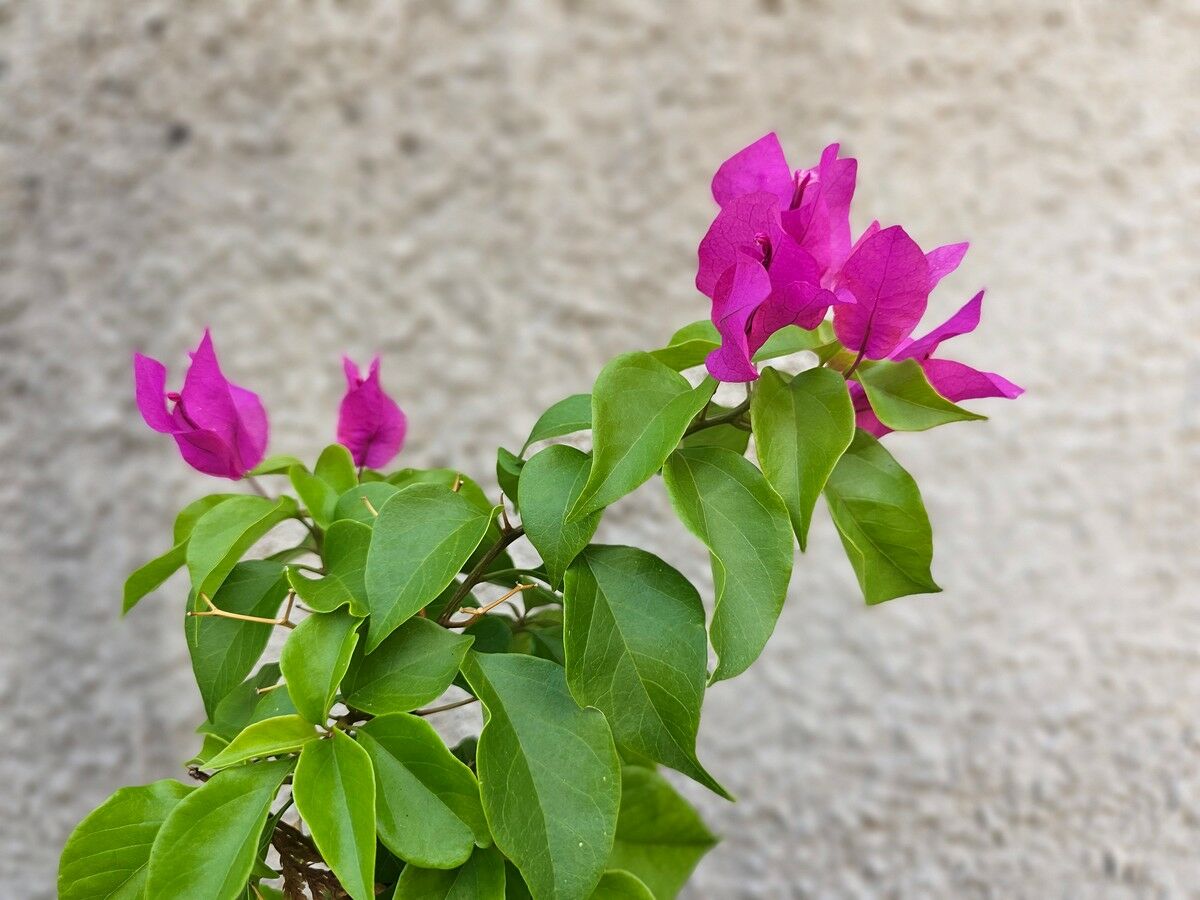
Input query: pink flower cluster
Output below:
<box><xmin>134</xmin><ymin>331</ymin><xmax>406</xmax><ymax>478</ymax></box>
<box><xmin>696</xmin><ymin>134</ymin><xmax>1021</xmax><ymax>434</ymax></box>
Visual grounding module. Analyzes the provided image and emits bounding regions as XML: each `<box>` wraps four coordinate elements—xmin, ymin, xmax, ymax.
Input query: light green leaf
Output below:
<box><xmin>751</xmin><ymin>366</ymin><xmax>855</xmax><ymax>550</ymax></box>
<box><xmin>287</xmin><ymin>519</ymin><xmax>372</xmax><ymax>616</ymax></box>
<box><xmin>290</xmin><ymin>464</ymin><xmax>339</xmax><ymax>529</ymax></box>
<box><xmin>392</xmin><ymin>845</ymin><xmax>506</xmax><ymax>899</ymax></box>
<box><xmin>186</xmin><ymin>561</ymin><xmax>289</xmax><ymax>718</ymax></box>
<box><xmin>334</xmin><ymin>481</ymin><xmax>401</xmax><ymax>524</ymax></box>
<box><xmin>247</xmin><ymin>455</ymin><xmax>304</xmax><ymax>476</ymax></box>
<box><xmin>857</xmin><ymin>358</ymin><xmax>986</xmax><ymax>431</ymax></box>
<box><xmin>564</xmin><ymin>546</ymin><xmax>726</xmax><ymax>798</ymax></box>
<box><xmin>174</xmin><ymin>493</ymin><xmax>241</xmax><ymax>543</ymax></box>
<box><xmin>201</xmin><ymin>663</ymin><xmax>296</xmax><ymax>743</ymax></box>
<box><xmin>662</xmin><ymin>447</ymin><xmax>794</xmax><ymax>683</ymax></box>
<box><xmin>280</xmin><ymin>610</ymin><xmax>361</xmax><ymax>724</ymax></box>
<box><xmin>294</xmin><ymin>730</ymin><xmax>377</xmax><ymax>900</ymax></box>
<box><xmin>460</xmin><ymin>652</ymin><xmax>620</xmax><ymax>900</ymax></box>
<box><xmin>123</xmin><ymin>542</ymin><xmax>187</xmax><ymax>616</ymax></box>
<box><xmin>364</xmin><ymin>484</ymin><xmax>493</xmax><ymax>651</ymax></box>
<box><xmin>679</xmin><ymin>410</ymin><xmax>750</xmax><ymax>456</ymax></box>
<box><xmin>590</xmin><ymin>871</ymin><xmax>655</xmax><ymax>900</ymax></box>
<box><xmin>521</xmin><ymin>393</ymin><xmax>592</xmax><ymax>456</ymax></box>
<box><xmin>519</xmin><ymin>445</ymin><xmax>602</xmax><ymax>588</ymax></box>
<box><xmin>359</xmin><ymin>713</ymin><xmax>489</xmax><ymax>869</ymax></box>
<box><xmin>608</xmin><ymin>766</ymin><xmax>717</xmax><ymax>900</ymax></box>
<box><xmin>344</xmin><ymin>616</ymin><xmax>474</xmax><ymax>714</ymax></box>
<box><xmin>58</xmin><ymin>780</ymin><xmax>192</xmax><ymax>900</ymax></box>
<box><xmin>823</xmin><ymin>429</ymin><xmax>941</xmax><ymax>603</ymax></box>
<box><xmin>570</xmin><ymin>353</ymin><xmax>715</xmax><ymax>519</ymax></box>
<box><xmin>205</xmin><ymin>714</ymin><xmax>320</xmax><ymax>769</ymax></box>
<box><xmin>145</xmin><ymin>758</ymin><xmax>293</xmax><ymax>900</ymax></box>
<box><xmin>496</xmin><ymin>448</ymin><xmax>524</xmax><ymax>512</ymax></box>
<box><xmin>186</xmin><ymin>494</ymin><xmax>297</xmax><ymax>600</ymax></box>
<box><xmin>315</xmin><ymin>443</ymin><xmax>359</xmax><ymax>493</ymax></box>
<box><xmin>650</xmin><ymin>320</ymin><xmax>831</xmax><ymax>371</ymax></box>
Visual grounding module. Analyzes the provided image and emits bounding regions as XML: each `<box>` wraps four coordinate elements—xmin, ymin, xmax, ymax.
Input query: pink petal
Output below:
<box><xmin>228</xmin><ymin>382</ymin><xmax>269</xmax><ymax>472</ymax></box>
<box><xmin>174</xmin><ymin>428</ymin><xmax>244</xmax><ymax>480</ymax></box>
<box><xmin>833</xmin><ymin>225</ymin><xmax>932</xmax><ymax>360</ymax></box>
<box><xmin>343</xmin><ymin>356</ymin><xmax>362</xmax><ymax>388</ymax></box>
<box><xmin>925</xmin><ymin>242</ymin><xmax>969</xmax><ymax>291</ymax></box>
<box><xmin>705</xmin><ymin>259</ymin><xmax>773</xmax><ymax>383</ymax></box>
<box><xmin>922</xmin><ymin>358</ymin><xmax>1023</xmax><ymax>402</ymax></box>
<box><xmin>338</xmin><ymin>357</ymin><xmax>408</xmax><ymax>468</ymax></box>
<box><xmin>848</xmin><ymin>381</ymin><xmax>891</xmax><ymax>437</ymax></box>
<box><xmin>711</xmin><ymin>133</ymin><xmax>793</xmax><ymax>208</ymax></box>
<box><xmin>133</xmin><ymin>353</ymin><xmax>177</xmax><ymax>433</ymax></box>
<box><xmin>750</xmin><ymin>281</ymin><xmax>838</xmax><ymax>347</ymax></box>
<box><xmin>179</xmin><ymin>329</ymin><xmax>242</xmax><ymax>441</ymax></box>
<box><xmin>816</xmin><ymin>143</ymin><xmax>857</xmax><ymax>271</ymax></box>
<box><xmin>696</xmin><ymin>192</ymin><xmax>783</xmax><ymax>298</ymax></box>
<box><xmin>898</xmin><ymin>289</ymin><xmax>985</xmax><ymax>361</ymax></box>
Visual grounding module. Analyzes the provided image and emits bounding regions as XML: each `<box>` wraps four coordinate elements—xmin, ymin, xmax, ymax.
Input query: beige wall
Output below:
<box><xmin>3</xmin><ymin>1</ymin><xmax>1198</xmax><ymax>896</ymax></box>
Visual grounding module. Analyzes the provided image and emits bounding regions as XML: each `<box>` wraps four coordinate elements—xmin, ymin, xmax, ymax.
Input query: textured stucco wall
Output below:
<box><xmin>3</xmin><ymin>1</ymin><xmax>1198</xmax><ymax>897</ymax></box>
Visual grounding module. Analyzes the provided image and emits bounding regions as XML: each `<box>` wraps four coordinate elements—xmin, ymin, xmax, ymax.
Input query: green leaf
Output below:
<box><xmin>392</xmin><ymin>845</ymin><xmax>506</xmax><ymax>899</ymax></box>
<box><xmin>186</xmin><ymin>561</ymin><xmax>289</xmax><ymax>718</ymax></box>
<box><xmin>334</xmin><ymin>481</ymin><xmax>401</xmax><ymax>524</ymax></box>
<box><xmin>174</xmin><ymin>493</ymin><xmax>241</xmax><ymax>543</ymax></box>
<box><xmin>359</xmin><ymin>713</ymin><xmax>490</xmax><ymax>869</ymax></box>
<box><xmin>751</xmin><ymin>366</ymin><xmax>855</xmax><ymax>550</ymax></box>
<box><xmin>123</xmin><ymin>541</ymin><xmax>187</xmax><ymax>616</ymax></box>
<box><xmin>590</xmin><ymin>871</ymin><xmax>655</xmax><ymax>900</ymax></box>
<box><xmin>496</xmin><ymin>448</ymin><xmax>524</xmax><ymax>512</ymax></box>
<box><xmin>287</xmin><ymin>519</ymin><xmax>372</xmax><ymax>615</ymax></box>
<box><xmin>564</xmin><ymin>546</ymin><xmax>727</xmax><ymax>798</ymax></box>
<box><xmin>679</xmin><ymin>410</ymin><xmax>750</xmax><ymax>455</ymax></box>
<box><xmin>662</xmin><ymin>447</ymin><xmax>794</xmax><ymax>683</ymax></box>
<box><xmin>201</xmin><ymin>663</ymin><xmax>297</xmax><ymax>742</ymax></box>
<box><xmin>186</xmin><ymin>494</ymin><xmax>297</xmax><ymax>600</ymax></box>
<box><xmin>460</xmin><ymin>652</ymin><xmax>620</xmax><ymax>900</ymax></box>
<box><xmin>608</xmin><ymin>766</ymin><xmax>717</xmax><ymax>900</ymax></box>
<box><xmin>856</xmin><ymin>357</ymin><xmax>986</xmax><ymax>431</ymax></box>
<box><xmin>205</xmin><ymin>714</ymin><xmax>320</xmax><ymax>769</ymax></box>
<box><xmin>280</xmin><ymin>609</ymin><xmax>361</xmax><ymax>724</ymax></box>
<box><xmin>145</xmin><ymin>758</ymin><xmax>293</xmax><ymax>900</ymax></box>
<box><xmin>521</xmin><ymin>393</ymin><xmax>592</xmax><ymax>456</ymax></box>
<box><xmin>822</xmin><ymin>429</ymin><xmax>941</xmax><ymax>603</ymax></box>
<box><xmin>364</xmin><ymin>484</ymin><xmax>493</xmax><ymax>651</ymax></box>
<box><xmin>290</xmin><ymin>463</ymin><xmax>339</xmax><ymax>529</ymax></box>
<box><xmin>522</xmin><ymin>609</ymin><xmax>566</xmax><ymax>666</ymax></box>
<box><xmin>315</xmin><ymin>443</ymin><xmax>359</xmax><ymax>493</ymax></box>
<box><xmin>519</xmin><ymin>445</ymin><xmax>602</xmax><ymax>588</ymax></box>
<box><xmin>344</xmin><ymin>616</ymin><xmax>474</xmax><ymax>714</ymax></box>
<box><xmin>247</xmin><ymin>454</ymin><xmax>304</xmax><ymax>476</ymax></box>
<box><xmin>294</xmin><ymin>729</ymin><xmax>377</xmax><ymax>900</ymax></box>
<box><xmin>650</xmin><ymin>320</ymin><xmax>831</xmax><ymax>371</ymax></box>
<box><xmin>58</xmin><ymin>780</ymin><xmax>192</xmax><ymax>900</ymax></box>
<box><xmin>571</xmin><ymin>353</ymin><xmax>715</xmax><ymax>519</ymax></box>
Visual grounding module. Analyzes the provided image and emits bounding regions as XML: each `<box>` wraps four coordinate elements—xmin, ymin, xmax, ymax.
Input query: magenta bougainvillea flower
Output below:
<box><xmin>337</xmin><ymin>356</ymin><xmax>407</xmax><ymax>469</ymax></box>
<box><xmin>697</xmin><ymin>134</ymin><xmax>857</xmax><ymax>382</ymax></box>
<box><xmin>133</xmin><ymin>329</ymin><xmax>268</xmax><ymax>479</ymax></box>
<box><xmin>852</xmin><ymin>290</ymin><xmax>1024</xmax><ymax>436</ymax></box>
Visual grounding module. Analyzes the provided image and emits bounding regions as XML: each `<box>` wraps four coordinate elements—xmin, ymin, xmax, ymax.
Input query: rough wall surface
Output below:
<box><xmin>2</xmin><ymin>1</ymin><xmax>1198</xmax><ymax>897</ymax></box>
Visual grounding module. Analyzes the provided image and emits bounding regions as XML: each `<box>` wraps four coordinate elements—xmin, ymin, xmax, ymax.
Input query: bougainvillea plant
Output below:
<box><xmin>59</xmin><ymin>134</ymin><xmax>1020</xmax><ymax>900</ymax></box>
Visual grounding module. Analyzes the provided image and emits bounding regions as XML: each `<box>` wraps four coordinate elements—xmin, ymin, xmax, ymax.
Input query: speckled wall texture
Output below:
<box><xmin>2</xmin><ymin>1</ymin><xmax>1198</xmax><ymax>897</ymax></box>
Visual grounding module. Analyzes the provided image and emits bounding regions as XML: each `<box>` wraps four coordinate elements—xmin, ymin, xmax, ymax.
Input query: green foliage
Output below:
<box><xmin>286</xmin><ymin>519</ymin><xmax>371</xmax><ymax>615</ymax></box>
<box><xmin>280</xmin><ymin>609</ymin><xmax>361</xmax><ymax>723</ymax></box>
<box><xmin>520</xmin><ymin>392</ymin><xmax>592</xmax><ymax>455</ymax></box>
<box><xmin>205</xmin><ymin>714</ymin><xmax>320</xmax><ymax>769</ymax></box>
<box><xmin>518</xmin><ymin>445</ymin><xmax>601</xmax><ymax>587</ymax></box>
<box><xmin>344</xmin><ymin>616</ymin><xmax>474</xmax><ymax>714</ymax></box>
<box><xmin>393</xmin><ymin>845</ymin><xmax>506</xmax><ymax>898</ymax></box>
<box><xmin>856</xmin><ymin>358</ymin><xmax>986</xmax><ymax>431</ymax></box>
<box><xmin>186</xmin><ymin>495</ymin><xmax>297</xmax><ymax>601</ymax></box>
<box><xmin>590</xmin><ymin>871</ymin><xmax>656</xmax><ymax>900</ymax></box>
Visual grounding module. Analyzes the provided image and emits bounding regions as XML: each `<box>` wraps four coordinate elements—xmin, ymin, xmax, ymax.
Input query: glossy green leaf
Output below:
<box><xmin>145</xmin><ymin>758</ymin><xmax>293</xmax><ymax>900</ymax></box>
<box><xmin>460</xmin><ymin>652</ymin><xmax>620</xmax><ymax>900</ymax></box>
<box><xmin>857</xmin><ymin>358</ymin><xmax>986</xmax><ymax>431</ymax></box>
<box><xmin>344</xmin><ymin>616</ymin><xmax>474</xmax><ymax>714</ymax></box>
<box><xmin>365</xmin><ymin>484</ymin><xmax>493</xmax><ymax>651</ymax></box>
<box><xmin>58</xmin><ymin>780</ymin><xmax>192</xmax><ymax>900</ymax></box>
<box><xmin>315</xmin><ymin>442</ymin><xmax>359</xmax><ymax>493</ymax></box>
<box><xmin>751</xmin><ymin>366</ymin><xmax>855</xmax><ymax>550</ymax></box>
<box><xmin>496</xmin><ymin>448</ymin><xmax>524</xmax><ymax>511</ymax></box>
<box><xmin>186</xmin><ymin>561</ymin><xmax>289</xmax><ymax>718</ymax></box>
<box><xmin>522</xmin><ymin>608</ymin><xmax>566</xmax><ymax>666</ymax></box>
<box><xmin>122</xmin><ymin>541</ymin><xmax>187</xmax><ymax>615</ymax></box>
<box><xmin>570</xmin><ymin>353</ymin><xmax>715</xmax><ymax>519</ymax></box>
<box><xmin>200</xmin><ymin>663</ymin><xmax>286</xmax><ymax>741</ymax></box>
<box><xmin>564</xmin><ymin>546</ymin><xmax>726</xmax><ymax>798</ymax></box>
<box><xmin>205</xmin><ymin>714</ymin><xmax>320</xmax><ymax>769</ymax></box>
<box><xmin>280</xmin><ymin>609</ymin><xmax>361</xmax><ymax>724</ymax></box>
<box><xmin>334</xmin><ymin>481</ymin><xmax>401</xmax><ymax>524</ymax></box>
<box><xmin>247</xmin><ymin>455</ymin><xmax>304</xmax><ymax>476</ymax></box>
<box><xmin>521</xmin><ymin>393</ymin><xmax>592</xmax><ymax>456</ymax></box>
<box><xmin>294</xmin><ymin>729</ymin><xmax>377</xmax><ymax>900</ymax></box>
<box><xmin>290</xmin><ymin>463</ymin><xmax>339</xmax><ymax>529</ymax></box>
<box><xmin>662</xmin><ymin>447</ymin><xmax>794</xmax><ymax>683</ymax></box>
<box><xmin>359</xmin><ymin>713</ymin><xmax>489</xmax><ymax>868</ymax></box>
<box><xmin>590</xmin><ymin>871</ymin><xmax>655</xmax><ymax>900</ymax></box>
<box><xmin>186</xmin><ymin>494</ymin><xmax>297</xmax><ymax>600</ymax></box>
<box><xmin>287</xmin><ymin>519</ymin><xmax>372</xmax><ymax>616</ymax></box>
<box><xmin>174</xmin><ymin>493</ymin><xmax>241</xmax><ymax>543</ymax></box>
<box><xmin>823</xmin><ymin>429</ymin><xmax>941</xmax><ymax>603</ymax></box>
<box><xmin>607</xmin><ymin>766</ymin><xmax>717</xmax><ymax>900</ymax></box>
<box><xmin>519</xmin><ymin>445</ymin><xmax>602</xmax><ymax>588</ymax></box>
<box><xmin>392</xmin><ymin>845</ymin><xmax>506</xmax><ymax>899</ymax></box>
<box><xmin>650</xmin><ymin>320</ymin><xmax>831</xmax><ymax>371</ymax></box>
<box><xmin>679</xmin><ymin>412</ymin><xmax>750</xmax><ymax>455</ymax></box>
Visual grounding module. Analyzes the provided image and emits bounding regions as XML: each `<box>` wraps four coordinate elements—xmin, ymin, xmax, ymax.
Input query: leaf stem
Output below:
<box><xmin>684</xmin><ymin>396</ymin><xmax>751</xmax><ymax>436</ymax></box>
<box><xmin>436</xmin><ymin>526</ymin><xmax>526</xmax><ymax>625</ymax></box>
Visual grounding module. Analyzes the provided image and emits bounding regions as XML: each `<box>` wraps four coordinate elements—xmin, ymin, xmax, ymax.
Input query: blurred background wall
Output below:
<box><xmin>2</xmin><ymin>1</ymin><xmax>1198</xmax><ymax>897</ymax></box>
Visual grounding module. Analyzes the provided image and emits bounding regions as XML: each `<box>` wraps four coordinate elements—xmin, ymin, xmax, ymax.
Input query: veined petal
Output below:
<box><xmin>833</xmin><ymin>225</ymin><xmax>931</xmax><ymax>360</ymax></box>
<box><xmin>926</xmin><ymin>242</ymin><xmax>969</xmax><ymax>291</ymax></box>
<box><xmin>174</xmin><ymin>428</ymin><xmax>244</xmax><ymax>479</ymax></box>
<box><xmin>706</xmin><ymin>259</ymin><xmax>772</xmax><ymax>382</ymax></box>
<box><xmin>899</xmin><ymin>289</ymin><xmax>985</xmax><ymax>361</ymax></box>
<box><xmin>133</xmin><ymin>353</ymin><xmax>177</xmax><ymax>434</ymax></box>
<box><xmin>696</xmin><ymin>192</ymin><xmax>783</xmax><ymax>297</ymax></box>
<box><xmin>922</xmin><ymin>358</ymin><xmax>1023</xmax><ymax>402</ymax></box>
<box><xmin>337</xmin><ymin>356</ymin><xmax>407</xmax><ymax>468</ymax></box>
<box><xmin>711</xmin><ymin>133</ymin><xmax>793</xmax><ymax>208</ymax></box>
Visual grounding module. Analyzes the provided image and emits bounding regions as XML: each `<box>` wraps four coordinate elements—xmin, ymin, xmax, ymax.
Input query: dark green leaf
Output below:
<box><xmin>822</xmin><ymin>429</ymin><xmax>941</xmax><ymax>603</ymax></box>
<box><xmin>590</xmin><ymin>871</ymin><xmax>655</xmax><ymax>900</ymax></box>
<box><xmin>186</xmin><ymin>561</ymin><xmax>289</xmax><ymax>718</ymax></box>
<box><xmin>392</xmin><ymin>845</ymin><xmax>505</xmax><ymax>899</ymax></box>
<box><xmin>496</xmin><ymin>448</ymin><xmax>524</xmax><ymax>512</ymax></box>
<box><xmin>334</xmin><ymin>481</ymin><xmax>401</xmax><ymax>524</ymax></box>
<box><xmin>751</xmin><ymin>366</ymin><xmax>855</xmax><ymax>550</ymax></box>
<box><xmin>315</xmin><ymin>443</ymin><xmax>359</xmax><ymax>493</ymax></box>
<box><xmin>521</xmin><ymin>393</ymin><xmax>592</xmax><ymax>456</ymax></box>
<box><xmin>123</xmin><ymin>541</ymin><xmax>187</xmax><ymax>616</ymax></box>
<box><xmin>519</xmin><ymin>445</ymin><xmax>602</xmax><ymax>588</ymax></box>
<box><xmin>358</xmin><ymin>713</ymin><xmax>489</xmax><ymax>868</ymax></box>
<box><xmin>58</xmin><ymin>780</ymin><xmax>192</xmax><ymax>900</ymax></box>
<box><xmin>608</xmin><ymin>766</ymin><xmax>717</xmax><ymax>900</ymax></box>
<box><xmin>205</xmin><ymin>714</ymin><xmax>320</xmax><ymax>769</ymax></box>
<box><xmin>679</xmin><ymin>413</ymin><xmax>750</xmax><ymax>455</ymax></box>
<box><xmin>186</xmin><ymin>495</ymin><xmax>297</xmax><ymax>600</ymax></box>
<box><xmin>145</xmin><ymin>758</ymin><xmax>293</xmax><ymax>899</ymax></box>
<box><xmin>280</xmin><ymin>609</ymin><xmax>361</xmax><ymax>724</ymax></box>
<box><xmin>294</xmin><ymin>730</ymin><xmax>376</xmax><ymax>900</ymax></box>
<box><xmin>564</xmin><ymin>546</ymin><xmax>727</xmax><ymax>798</ymax></box>
<box><xmin>856</xmin><ymin>357</ymin><xmax>986</xmax><ymax>431</ymax></box>
<box><xmin>344</xmin><ymin>616</ymin><xmax>474</xmax><ymax>714</ymax></box>
<box><xmin>662</xmin><ymin>447</ymin><xmax>794</xmax><ymax>683</ymax></box>
<box><xmin>287</xmin><ymin>519</ymin><xmax>372</xmax><ymax>616</ymax></box>
<box><xmin>200</xmin><ymin>663</ymin><xmax>291</xmax><ymax>742</ymax></box>
<box><xmin>571</xmin><ymin>353</ymin><xmax>714</xmax><ymax>519</ymax></box>
<box><xmin>460</xmin><ymin>652</ymin><xmax>620</xmax><ymax>900</ymax></box>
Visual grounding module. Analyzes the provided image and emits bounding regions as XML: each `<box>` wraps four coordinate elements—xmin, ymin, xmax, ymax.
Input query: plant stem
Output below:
<box><xmin>684</xmin><ymin>396</ymin><xmax>751</xmax><ymax>436</ymax></box>
<box><xmin>436</xmin><ymin>526</ymin><xmax>526</xmax><ymax>625</ymax></box>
